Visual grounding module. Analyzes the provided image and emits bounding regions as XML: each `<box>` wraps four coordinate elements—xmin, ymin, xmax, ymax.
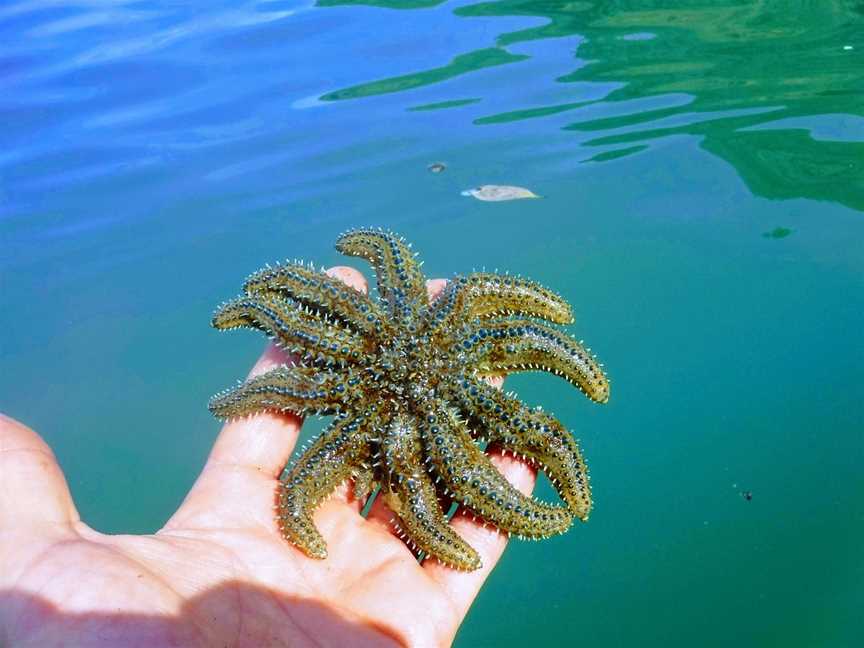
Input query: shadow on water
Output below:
<box><xmin>318</xmin><ymin>0</ymin><xmax>864</xmax><ymax>212</ymax></box>
<box><xmin>0</xmin><ymin>581</ymin><xmax>401</xmax><ymax>647</ymax></box>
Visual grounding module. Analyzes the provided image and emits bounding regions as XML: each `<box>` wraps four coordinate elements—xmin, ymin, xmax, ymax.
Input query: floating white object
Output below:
<box><xmin>461</xmin><ymin>185</ymin><xmax>541</xmax><ymax>201</ymax></box>
<box><xmin>843</xmin><ymin>45</ymin><xmax>853</xmax><ymax>50</ymax></box>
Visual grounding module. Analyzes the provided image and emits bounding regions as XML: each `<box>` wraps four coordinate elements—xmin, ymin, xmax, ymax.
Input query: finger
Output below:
<box><xmin>426</xmin><ymin>278</ymin><xmax>447</xmax><ymax>304</ymax></box>
<box><xmin>165</xmin><ymin>266</ymin><xmax>368</xmax><ymax>532</ymax></box>
<box><xmin>424</xmin><ymin>449</ymin><xmax>537</xmax><ymax>611</ymax></box>
<box><xmin>205</xmin><ymin>265</ymin><xmax>369</xmax><ymax>475</ymax></box>
<box><xmin>207</xmin><ymin>344</ymin><xmax>303</xmax><ymax>476</ymax></box>
<box><xmin>0</xmin><ymin>413</ymin><xmax>80</xmax><ymax>527</ymax></box>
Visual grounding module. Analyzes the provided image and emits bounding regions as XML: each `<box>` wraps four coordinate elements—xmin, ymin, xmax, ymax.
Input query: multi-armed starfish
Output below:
<box><xmin>209</xmin><ymin>229</ymin><xmax>609</xmax><ymax>570</ymax></box>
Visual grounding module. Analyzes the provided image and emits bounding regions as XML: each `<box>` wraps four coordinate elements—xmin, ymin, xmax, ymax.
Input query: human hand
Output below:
<box><xmin>0</xmin><ymin>267</ymin><xmax>536</xmax><ymax>648</ymax></box>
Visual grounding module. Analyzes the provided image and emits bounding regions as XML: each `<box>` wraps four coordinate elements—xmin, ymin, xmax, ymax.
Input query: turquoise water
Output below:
<box><xmin>2</xmin><ymin>1</ymin><xmax>863</xmax><ymax>645</ymax></box>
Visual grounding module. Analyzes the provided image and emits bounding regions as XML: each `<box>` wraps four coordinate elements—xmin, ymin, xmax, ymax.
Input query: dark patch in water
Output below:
<box><xmin>762</xmin><ymin>227</ymin><xmax>793</xmax><ymax>239</ymax></box>
<box><xmin>409</xmin><ymin>98</ymin><xmax>481</xmax><ymax>112</ymax></box>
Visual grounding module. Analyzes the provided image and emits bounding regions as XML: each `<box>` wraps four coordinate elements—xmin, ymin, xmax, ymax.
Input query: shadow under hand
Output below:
<box><xmin>1</xmin><ymin>580</ymin><xmax>404</xmax><ymax>648</ymax></box>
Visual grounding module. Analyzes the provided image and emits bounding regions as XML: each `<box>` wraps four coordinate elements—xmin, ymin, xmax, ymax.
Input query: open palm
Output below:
<box><xmin>0</xmin><ymin>268</ymin><xmax>536</xmax><ymax>648</ymax></box>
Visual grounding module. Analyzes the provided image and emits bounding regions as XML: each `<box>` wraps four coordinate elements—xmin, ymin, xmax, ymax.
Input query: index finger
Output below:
<box><xmin>0</xmin><ymin>414</ymin><xmax>81</xmax><ymax>528</ymax></box>
<box><xmin>164</xmin><ymin>266</ymin><xmax>368</xmax><ymax>532</ymax></box>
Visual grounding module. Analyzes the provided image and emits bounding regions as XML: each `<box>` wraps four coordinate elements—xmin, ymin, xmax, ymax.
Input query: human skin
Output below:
<box><xmin>0</xmin><ymin>267</ymin><xmax>536</xmax><ymax>648</ymax></box>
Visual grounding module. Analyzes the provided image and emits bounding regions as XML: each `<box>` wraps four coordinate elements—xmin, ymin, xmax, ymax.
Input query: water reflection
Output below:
<box><xmin>321</xmin><ymin>0</ymin><xmax>864</xmax><ymax>211</ymax></box>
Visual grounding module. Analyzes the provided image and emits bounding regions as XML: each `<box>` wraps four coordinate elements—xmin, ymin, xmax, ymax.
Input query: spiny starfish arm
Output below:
<box><xmin>419</xmin><ymin>403</ymin><xmax>573</xmax><ymax>540</ymax></box>
<box><xmin>425</xmin><ymin>273</ymin><xmax>573</xmax><ymax>335</ymax></box>
<box><xmin>379</xmin><ymin>414</ymin><xmax>483</xmax><ymax>571</ymax></box>
<box><xmin>212</xmin><ymin>295</ymin><xmax>368</xmax><ymax>367</ymax></box>
<box><xmin>208</xmin><ymin>366</ymin><xmax>362</xmax><ymax>419</ymax></box>
<box><xmin>278</xmin><ymin>413</ymin><xmax>373</xmax><ymax>559</ymax></box>
<box><xmin>243</xmin><ymin>262</ymin><xmax>392</xmax><ymax>337</ymax></box>
<box><xmin>443</xmin><ymin>376</ymin><xmax>592</xmax><ymax>520</ymax></box>
<box><xmin>461</xmin><ymin>319</ymin><xmax>610</xmax><ymax>403</ymax></box>
<box><xmin>335</xmin><ymin>229</ymin><xmax>427</xmax><ymax>324</ymax></box>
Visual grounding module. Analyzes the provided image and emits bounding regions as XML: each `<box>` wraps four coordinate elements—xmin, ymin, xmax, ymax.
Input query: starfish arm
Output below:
<box><xmin>278</xmin><ymin>413</ymin><xmax>373</xmax><ymax>558</ymax></box>
<box><xmin>380</xmin><ymin>414</ymin><xmax>482</xmax><ymax>571</ymax></box>
<box><xmin>212</xmin><ymin>295</ymin><xmax>368</xmax><ymax>367</ymax></box>
<box><xmin>461</xmin><ymin>319</ymin><xmax>610</xmax><ymax>403</ymax></box>
<box><xmin>443</xmin><ymin>376</ymin><xmax>591</xmax><ymax>520</ymax></box>
<box><xmin>419</xmin><ymin>403</ymin><xmax>573</xmax><ymax>540</ymax></box>
<box><xmin>243</xmin><ymin>262</ymin><xmax>391</xmax><ymax>337</ymax></box>
<box><xmin>208</xmin><ymin>366</ymin><xmax>363</xmax><ymax>419</ymax></box>
<box><xmin>335</xmin><ymin>229</ymin><xmax>427</xmax><ymax>324</ymax></box>
<box><xmin>425</xmin><ymin>273</ymin><xmax>574</xmax><ymax>335</ymax></box>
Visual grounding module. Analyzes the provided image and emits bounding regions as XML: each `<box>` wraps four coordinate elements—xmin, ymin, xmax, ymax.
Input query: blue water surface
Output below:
<box><xmin>2</xmin><ymin>1</ymin><xmax>863</xmax><ymax>645</ymax></box>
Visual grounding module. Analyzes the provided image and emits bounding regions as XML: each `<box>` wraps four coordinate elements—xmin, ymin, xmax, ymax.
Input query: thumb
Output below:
<box><xmin>0</xmin><ymin>414</ymin><xmax>79</xmax><ymax>527</ymax></box>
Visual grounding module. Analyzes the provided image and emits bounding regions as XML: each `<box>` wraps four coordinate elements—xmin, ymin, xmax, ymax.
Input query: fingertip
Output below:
<box><xmin>327</xmin><ymin>265</ymin><xmax>368</xmax><ymax>294</ymax></box>
<box><xmin>426</xmin><ymin>278</ymin><xmax>448</xmax><ymax>302</ymax></box>
<box><xmin>247</xmin><ymin>342</ymin><xmax>294</xmax><ymax>379</ymax></box>
<box><xmin>0</xmin><ymin>413</ymin><xmax>49</xmax><ymax>454</ymax></box>
<box><xmin>486</xmin><ymin>447</ymin><xmax>537</xmax><ymax>496</ymax></box>
<box><xmin>206</xmin><ymin>380</ymin><xmax>303</xmax><ymax>477</ymax></box>
<box><xmin>484</xmin><ymin>375</ymin><xmax>505</xmax><ymax>389</ymax></box>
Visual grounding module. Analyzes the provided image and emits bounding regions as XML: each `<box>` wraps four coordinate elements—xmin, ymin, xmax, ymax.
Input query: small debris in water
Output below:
<box><xmin>740</xmin><ymin>490</ymin><xmax>753</xmax><ymax>502</ymax></box>
<box><xmin>762</xmin><ymin>226</ymin><xmax>793</xmax><ymax>239</ymax></box>
<box><xmin>428</xmin><ymin>162</ymin><xmax>447</xmax><ymax>174</ymax></box>
<box><xmin>843</xmin><ymin>45</ymin><xmax>853</xmax><ymax>50</ymax></box>
<box><xmin>461</xmin><ymin>185</ymin><xmax>540</xmax><ymax>201</ymax></box>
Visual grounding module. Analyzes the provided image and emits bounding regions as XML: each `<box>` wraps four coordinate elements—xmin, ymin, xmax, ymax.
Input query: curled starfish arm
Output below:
<box><xmin>380</xmin><ymin>415</ymin><xmax>482</xmax><ymax>571</ymax></box>
<box><xmin>335</xmin><ymin>229</ymin><xmax>427</xmax><ymax>323</ymax></box>
<box><xmin>212</xmin><ymin>295</ymin><xmax>368</xmax><ymax>367</ymax></box>
<box><xmin>425</xmin><ymin>273</ymin><xmax>573</xmax><ymax>334</ymax></box>
<box><xmin>420</xmin><ymin>404</ymin><xmax>573</xmax><ymax>540</ymax></box>
<box><xmin>462</xmin><ymin>319</ymin><xmax>610</xmax><ymax>403</ymax></box>
<box><xmin>208</xmin><ymin>366</ymin><xmax>363</xmax><ymax>419</ymax></box>
<box><xmin>444</xmin><ymin>376</ymin><xmax>592</xmax><ymax>520</ymax></box>
<box><xmin>243</xmin><ymin>262</ymin><xmax>391</xmax><ymax>337</ymax></box>
<box><xmin>278</xmin><ymin>413</ymin><xmax>372</xmax><ymax>558</ymax></box>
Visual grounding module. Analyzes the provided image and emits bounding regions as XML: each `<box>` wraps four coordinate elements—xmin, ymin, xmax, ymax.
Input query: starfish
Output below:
<box><xmin>209</xmin><ymin>230</ymin><xmax>609</xmax><ymax>570</ymax></box>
